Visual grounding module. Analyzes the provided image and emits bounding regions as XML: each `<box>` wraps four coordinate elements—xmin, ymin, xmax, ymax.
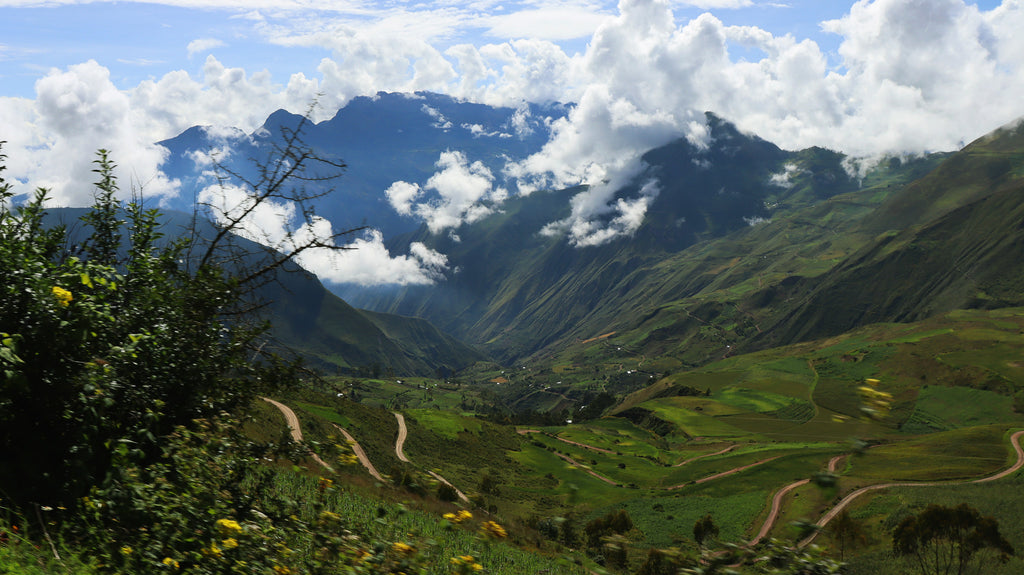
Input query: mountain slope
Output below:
<box><xmin>158</xmin><ymin>92</ymin><xmax>567</xmax><ymax>238</ymax></box>
<box><xmin>42</xmin><ymin>207</ymin><xmax>485</xmax><ymax>376</ymax></box>
<box><xmin>342</xmin><ymin>114</ymin><xmax>946</xmax><ymax>363</ymax></box>
<box><xmin>761</xmin><ymin>120</ymin><xmax>1024</xmax><ymax>348</ymax></box>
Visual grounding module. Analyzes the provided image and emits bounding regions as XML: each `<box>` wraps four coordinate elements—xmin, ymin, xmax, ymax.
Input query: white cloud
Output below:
<box><xmin>18</xmin><ymin>60</ymin><xmax>180</xmax><ymax>206</ymax></box>
<box><xmin>187</xmin><ymin>38</ymin><xmax>226</xmax><ymax>57</ymax></box>
<box><xmin>386</xmin><ymin>150</ymin><xmax>507</xmax><ymax>234</ymax></box>
<box><xmin>480</xmin><ymin>6</ymin><xmax>612</xmax><ymax>40</ymax></box>
<box><xmin>678</xmin><ymin>0</ymin><xmax>753</xmax><ymax>8</ymax></box>
<box><xmin>3</xmin><ymin>0</ymin><xmax>1024</xmax><ymax>260</ymax></box>
<box><xmin>198</xmin><ymin>182</ymin><xmax>450</xmax><ymax>286</ymax></box>
<box><xmin>542</xmin><ymin>178</ymin><xmax>661</xmax><ymax>246</ymax></box>
<box><xmin>422</xmin><ymin>104</ymin><xmax>453</xmax><ymax>129</ymax></box>
<box><xmin>299</xmin><ymin>227</ymin><xmax>450</xmax><ymax>286</ymax></box>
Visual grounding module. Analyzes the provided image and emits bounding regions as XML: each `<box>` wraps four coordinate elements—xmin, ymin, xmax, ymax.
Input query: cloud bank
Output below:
<box><xmin>2</xmin><ymin>0</ymin><xmax>1024</xmax><ymax>279</ymax></box>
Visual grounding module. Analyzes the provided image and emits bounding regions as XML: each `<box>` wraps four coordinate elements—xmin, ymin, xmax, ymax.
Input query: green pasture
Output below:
<box><xmin>593</xmin><ymin>489</ymin><xmax>770</xmax><ymax>549</ymax></box>
<box><xmin>715</xmin><ymin>386</ymin><xmax>806</xmax><ymax>413</ymax></box>
<box><xmin>554</xmin><ymin>426</ymin><xmax>661</xmax><ymax>459</ymax></box>
<box><xmin>661</xmin><ymin>445</ymin><xmax>841</xmax><ymax>491</ymax></box>
<box><xmin>407</xmin><ymin>409</ymin><xmax>482</xmax><ymax>439</ymax></box>
<box><xmin>523</xmin><ymin>432</ymin><xmax>670</xmax><ymax>489</ymax></box>
<box><xmin>844</xmin><ymin>425</ymin><xmax>1013</xmax><ymax>483</ymax></box>
<box><xmin>509</xmin><ymin>443</ymin><xmax>625</xmax><ymax>504</ymax></box>
<box><xmin>902</xmin><ymin>386</ymin><xmax>1024</xmax><ymax>433</ymax></box>
<box><xmin>638</xmin><ymin>398</ymin><xmax>754</xmax><ymax>439</ymax></box>
<box><xmin>834</xmin><ymin>473</ymin><xmax>1024</xmax><ymax>575</ymax></box>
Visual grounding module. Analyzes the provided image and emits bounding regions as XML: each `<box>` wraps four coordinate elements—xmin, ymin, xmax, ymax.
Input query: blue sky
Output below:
<box><xmin>1</xmin><ymin>0</ymin><xmax>1022</xmax><ymax>284</ymax></box>
<box><xmin>1</xmin><ymin>0</ymin><xmax>1003</xmax><ymax>98</ymax></box>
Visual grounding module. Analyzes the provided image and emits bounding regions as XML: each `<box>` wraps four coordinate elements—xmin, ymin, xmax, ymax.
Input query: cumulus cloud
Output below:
<box><xmin>385</xmin><ymin>150</ymin><xmax>507</xmax><ymax>234</ymax></box>
<box><xmin>0</xmin><ymin>56</ymin><xmax>323</xmax><ymax>207</ymax></box>
<box><xmin>295</xmin><ymin>226</ymin><xmax>450</xmax><ymax>287</ymax></box>
<box><xmin>18</xmin><ymin>61</ymin><xmax>180</xmax><ymax>206</ymax></box>
<box><xmin>198</xmin><ymin>182</ymin><xmax>450</xmax><ymax>286</ymax></box>
<box><xmin>499</xmin><ymin>0</ymin><xmax>1024</xmax><ymax>245</ymax></box>
<box><xmin>4</xmin><ymin>0</ymin><xmax>1024</xmax><ymax>260</ymax></box>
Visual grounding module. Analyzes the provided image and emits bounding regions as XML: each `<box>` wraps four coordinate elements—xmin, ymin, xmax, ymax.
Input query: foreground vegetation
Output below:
<box><xmin>3</xmin><ymin>128</ymin><xmax>1024</xmax><ymax>575</ymax></box>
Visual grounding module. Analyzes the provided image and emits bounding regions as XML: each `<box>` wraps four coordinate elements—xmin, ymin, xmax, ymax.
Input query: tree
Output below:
<box><xmin>828</xmin><ymin>510</ymin><xmax>865</xmax><ymax>560</ymax></box>
<box><xmin>693</xmin><ymin>514</ymin><xmax>720</xmax><ymax>547</ymax></box>
<box><xmin>0</xmin><ymin>118</ymin><xmax>358</xmax><ymax>510</ymax></box>
<box><xmin>892</xmin><ymin>503</ymin><xmax>1014</xmax><ymax>575</ymax></box>
<box><xmin>585</xmin><ymin>509</ymin><xmax>634</xmax><ymax>549</ymax></box>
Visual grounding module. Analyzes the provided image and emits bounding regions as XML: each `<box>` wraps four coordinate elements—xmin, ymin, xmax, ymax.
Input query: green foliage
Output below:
<box><xmin>892</xmin><ymin>503</ymin><xmax>1014</xmax><ymax>575</ymax></box>
<box><xmin>692</xmin><ymin>514</ymin><xmax>719</xmax><ymax>547</ymax></box>
<box><xmin>584</xmin><ymin>509</ymin><xmax>634</xmax><ymax>550</ymax></box>
<box><xmin>0</xmin><ymin>149</ymin><xmax>270</xmax><ymax>507</ymax></box>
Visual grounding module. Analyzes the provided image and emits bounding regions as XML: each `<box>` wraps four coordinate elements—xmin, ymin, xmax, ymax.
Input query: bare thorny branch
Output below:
<box><xmin>191</xmin><ymin>102</ymin><xmax>366</xmax><ymax>304</ymax></box>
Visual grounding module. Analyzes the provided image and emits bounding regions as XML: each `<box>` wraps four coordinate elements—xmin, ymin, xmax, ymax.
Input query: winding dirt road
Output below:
<box><xmin>333</xmin><ymin>424</ymin><xmax>385</xmax><ymax>482</ymax></box>
<box><xmin>262</xmin><ymin>397</ymin><xmax>333</xmax><ymax>471</ymax></box>
<box><xmin>796</xmin><ymin>430</ymin><xmax>1024</xmax><ymax>548</ymax></box>
<box><xmin>394</xmin><ymin>412</ymin><xmax>410</xmax><ymax>463</ymax></box>
<box><xmin>749</xmin><ymin>453</ymin><xmax>847</xmax><ymax>545</ymax></box>
<box><xmin>674</xmin><ymin>444</ymin><xmax>738</xmax><ymax>467</ymax></box>
<box><xmin>263</xmin><ymin>397</ymin><xmax>385</xmax><ymax>481</ymax></box>
<box><xmin>393</xmin><ymin>412</ymin><xmax>469</xmax><ymax>502</ymax></box>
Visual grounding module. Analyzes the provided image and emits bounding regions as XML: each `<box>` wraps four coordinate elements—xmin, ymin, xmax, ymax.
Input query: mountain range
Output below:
<box><xmin>156</xmin><ymin>92</ymin><xmax>1024</xmax><ymax>386</ymax></box>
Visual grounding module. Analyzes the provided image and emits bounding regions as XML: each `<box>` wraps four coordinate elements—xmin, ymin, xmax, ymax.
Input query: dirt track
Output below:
<box><xmin>333</xmin><ymin>424</ymin><xmax>384</xmax><ymax>482</ymax></box>
<box><xmin>394</xmin><ymin>412</ymin><xmax>410</xmax><ymax>463</ymax></box>
<box><xmin>263</xmin><ymin>397</ymin><xmax>385</xmax><ymax>481</ymax></box>
<box><xmin>393</xmin><ymin>412</ymin><xmax>469</xmax><ymax>502</ymax></box>
<box><xmin>262</xmin><ymin>397</ymin><xmax>333</xmax><ymax>471</ymax></box>
<box><xmin>796</xmin><ymin>430</ymin><xmax>1024</xmax><ymax>548</ymax></box>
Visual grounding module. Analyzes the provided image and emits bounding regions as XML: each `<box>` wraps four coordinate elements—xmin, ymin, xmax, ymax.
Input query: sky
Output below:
<box><xmin>1</xmin><ymin>0</ymin><xmax>1023</xmax><ymax>285</ymax></box>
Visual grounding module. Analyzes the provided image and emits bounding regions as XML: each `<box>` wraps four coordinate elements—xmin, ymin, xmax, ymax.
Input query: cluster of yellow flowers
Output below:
<box><xmin>215</xmin><ymin>518</ymin><xmax>243</xmax><ymax>535</ymax></box>
<box><xmin>443</xmin><ymin>509</ymin><xmax>473</xmax><ymax>524</ymax></box>
<box><xmin>162</xmin><ymin>557</ymin><xmax>180</xmax><ymax>569</ymax></box>
<box><xmin>391</xmin><ymin>541</ymin><xmax>416</xmax><ymax>556</ymax></box>
<box><xmin>857</xmin><ymin>378</ymin><xmax>892</xmax><ymax>421</ymax></box>
<box><xmin>51</xmin><ymin>286</ymin><xmax>73</xmax><ymax>307</ymax></box>
<box><xmin>479</xmin><ymin>521</ymin><xmax>507</xmax><ymax>539</ymax></box>
<box><xmin>450</xmin><ymin>554</ymin><xmax>484</xmax><ymax>571</ymax></box>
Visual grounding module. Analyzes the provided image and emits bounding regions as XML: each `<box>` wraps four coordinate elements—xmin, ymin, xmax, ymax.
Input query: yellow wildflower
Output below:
<box><xmin>162</xmin><ymin>557</ymin><xmax>180</xmax><ymax>569</ymax></box>
<box><xmin>120</xmin><ymin>546</ymin><xmax>132</xmax><ymax>556</ymax></box>
<box><xmin>273</xmin><ymin>565</ymin><xmax>293</xmax><ymax>575</ymax></box>
<box><xmin>52</xmin><ymin>286</ymin><xmax>72</xmax><ymax>307</ymax></box>
<box><xmin>391</xmin><ymin>541</ymin><xmax>415</xmax><ymax>555</ymax></box>
<box><xmin>215</xmin><ymin>518</ymin><xmax>242</xmax><ymax>536</ymax></box>
<box><xmin>444</xmin><ymin>509</ymin><xmax>473</xmax><ymax>524</ymax></box>
<box><xmin>204</xmin><ymin>543</ymin><xmax>222</xmax><ymax>558</ymax></box>
<box><xmin>319</xmin><ymin>510</ymin><xmax>341</xmax><ymax>523</ymax></box>
<box><xmin>318</xmin><ymin>477</ymin><xmax>334</xmax><ymax>491</ymax></box>
<box><xmin>221</xmin><ymin>538</ymin><xmax>238</xmax><ymax>550</ymax></box>
<box><xmin>480</xmin><ymin>521</ymin><xmax>507</xmax><ymax>539</ymax></box>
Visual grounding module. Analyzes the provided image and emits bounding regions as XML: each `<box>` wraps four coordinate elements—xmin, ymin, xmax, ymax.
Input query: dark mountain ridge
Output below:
<box><xmin>41</xmin><ymin>207</ymin><xmax>486</xmax><ymax>376</ymax></box>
